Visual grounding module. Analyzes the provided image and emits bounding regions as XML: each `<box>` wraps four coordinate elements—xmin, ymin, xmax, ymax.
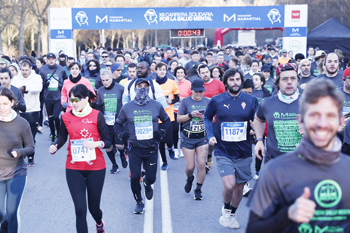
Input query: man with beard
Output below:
<box><xmin>247</xmin><ymin>78</ymin><xmax>350</xmax><ymax>233</ymax></box>
<box><xmin>318</xmin><ymin>53</ymin><xmax>343</xmax><ymax>90</ymax></box>
<box><xmin>122</xmin><ymin>61</ymin><xmax>167</xmax><ymax>109</ymax></box>
<box><xmin>115</xmin><ymin>78</ymin><xmax>170</xmax><ymax>214</ymax></box>
<box><xmin>253</xmin><ymin>63</ymin><xmax>302</xmax><ymax>164</ymax></box>
<box><xmin>311</xmin><ymin>50</ymin><xmax>326</xmax><ymax>76</ymax></box>
<box><xmin>298</xmin><ymin>59</ymin><xmax>316</xmax><ymax>90</ymax></box>
<box><xmin>204</xmin><ymin>68</ymin><xmax>258</xmax><ymax>229</ymax></box>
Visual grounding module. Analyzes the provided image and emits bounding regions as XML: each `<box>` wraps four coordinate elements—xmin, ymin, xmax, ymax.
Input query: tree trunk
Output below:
<box><xmin>41</xmin><ymin>23</ymin><xmax>48</xmax><ymax>55</ymax></box>
<box><xmin>111</xmin><ymin>31</ymin><xmax>115</xmax><ymax>49</ymax></box>
<box><xmin>36</xmin><ymin>17</ymin><xmax>42</xmax><ymax>57</ymax></box>
<box><xmin>18</xmin><ymin>0</ymin><xmax>26</xmax><ymax>56</ymax></box>
<box><xmin>0</xmin><ymin>35</ymin><xmax>3</xmax><ymax>54</ymax></box>
<box><xmin>31</xmin><ymin>27</ymin><xmax>34</xmax><ymax>53</ymax></box>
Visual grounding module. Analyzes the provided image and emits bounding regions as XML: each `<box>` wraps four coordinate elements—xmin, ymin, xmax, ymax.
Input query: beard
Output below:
<box><xmin>326</xmin><ymin>66</ymin><xmax>338</xmax><ymax>75</ymax></box>
<box><xmin>227</xmin><ymin>84</ymin><xmax>242</xmax><ymax>95</ymax></box>
<box><xmin>302</xmin><ymin>68</ymin><xmax>310</xmax><ymax>76</ymax></box>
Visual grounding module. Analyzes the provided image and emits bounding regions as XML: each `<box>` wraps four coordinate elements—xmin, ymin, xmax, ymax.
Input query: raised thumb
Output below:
<box><xmin>301</xmin><ymin>187</ymin><xmax>311</xmax><ymax>199</ymax></box>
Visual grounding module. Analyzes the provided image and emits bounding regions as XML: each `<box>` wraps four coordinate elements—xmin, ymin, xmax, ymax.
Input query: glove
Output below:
<box><xmin>119</xmin><ymin>132</ymin><xmax>130</xmax><ymax>143</ymax></box>
<box><xmin>153</xmin><ymin>130</ymin><xmax>165</xmax><ymax>142</ymax></box>
<box><xmin>62</xmin><ymin>102</ymin><xmax>68</xmax><ymax>108</ymax></box>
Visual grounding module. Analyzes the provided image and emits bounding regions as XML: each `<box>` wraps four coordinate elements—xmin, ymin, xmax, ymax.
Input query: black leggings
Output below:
<box><xmin>129</xmin><ymin>146</ymin><xmax>158</xmax><ymax>202</ymax></box>
<box><xmin>20</xmin><ymin>111</ymin><xmax>39</xmax><ymax>160</ymax></box>
<box><xmin>173</xmin><ymin>113</ymin><xmax>180</xmax><ymax>149</ymax></box>
<box><xmin>66</xmin><ymin>168</ymin><xmax>105</xmax><ymax>233</ymax></box>
<box><xmin>45</xmin><ymin>99</ymin><xmax>61</xmax><ymax>140</ymax></box>
<box><xmin>39</xmin><ymin>95</ymin><xmax>44</xmax><ymax>127</ymax></box>
<box><xmin>159</xmin><ymin>122</ymin><xmax>173</xmax><ymax>164</ymax></box>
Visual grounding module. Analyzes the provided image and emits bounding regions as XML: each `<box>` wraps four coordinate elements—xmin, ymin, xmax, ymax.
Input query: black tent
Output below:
<box><xmin>307</xmin><ymin>17</ymin><xmax>350</xmax><ymax>56</ymax></box>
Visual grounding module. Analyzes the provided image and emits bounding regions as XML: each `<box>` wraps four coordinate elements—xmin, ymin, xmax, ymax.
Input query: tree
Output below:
<box><xmin>0</xmin><ymin>0</ymin><xmax>17</xmax><ymax>53</ymax></box>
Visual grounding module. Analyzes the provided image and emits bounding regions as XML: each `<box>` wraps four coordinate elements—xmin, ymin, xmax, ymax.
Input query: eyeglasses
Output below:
<box><xmin>102</xmin><ymin>56</ymin><xmax>108</xmax><ymax>58</ymax></box>
<box><xmin>116</xmin><ymin>69</ymin><xmax>121</xmax><ymax>71</ymax></box>
<box><xmin>69</xmin><ymin>97</ymin><xmax>82</xmax><ymax>103</ymax></box>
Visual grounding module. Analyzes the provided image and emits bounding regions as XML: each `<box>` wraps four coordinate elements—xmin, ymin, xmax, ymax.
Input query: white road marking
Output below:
<box><xmin>143</xmin><ymin>185</ymin><xmax>154</xmax><ymax>233</ymax></box>
<box><xmin>160</xmin><ymin>156</ymin><xmax>173</xmax><ymax>233</ymax></box>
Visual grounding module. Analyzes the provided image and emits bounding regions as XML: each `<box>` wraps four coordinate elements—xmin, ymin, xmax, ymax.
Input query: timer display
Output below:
<box><xmin>170</xmin><ymin>29</ymin><xmax>205</xmax><ymax>38</ymax></box>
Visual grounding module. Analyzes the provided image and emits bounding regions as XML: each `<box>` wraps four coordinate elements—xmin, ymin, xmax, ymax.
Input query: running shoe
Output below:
<box><xmin>243</xmin><ymin>182</ymin><xmax>253</xmax><ymax>197</ymax></box>
<box><xmin>219</xmin><ymin>206</ymin><xmax>232</xmax><ymax>228</ymax></box>
<box><xmin>96</xmin><ymin>220</ymin><xmax>105</xmax><ymax>233</ymax></box>
<box><xmin>134</xmin><ymin>201</ymin><xmax>144</xmax><ymax>214</ymax></box>
<box><xmin>28</xmin><ymin>157</ymin><xmax>35</xmax><ymax>167</ymax></box>
<box><xmin>110</xmin><ymin>164</ymin><xmax>119</xmax><ymax>174</ymax></box>
<box><xmin>184</xmin><ymin>175</ymin><xmax>194</xmax><ymax>193</ymax></box>
<box><xmin>205</xmin><ymin>165</ymin><xmax>210</xmax><ymax>173</ymax></box>
<box><xmin>37</xmin><ymin>126</ymin><xmax>43</xmax><ymax>134</ymax></box>
<box><xmin>143</xmin><ymin>178</ymin><xmax>153</xmax><ymax>200</ymax></box>
<box><xmin>193</xmin><ymin>189</ymin><xmax>202</xmax><ymax>200</ymax></box>
<box><xmin>179</xmin><ymin>149</ymin><xmax>184</xmax><ymax>158</ymax></box>
<box><xmin>174</xmin><ymin>149</ymin><xmax>179</xmax><ymax>159</ymax></box>
<box><xmin>207</xmin><ymin>154</ymin><xmax>213</xmax><ymax>167</ymax></box>
<box><xmin>0</xmin><ymin>221</ymin><xmax>8</xmax><ymax>233</ymax></box>
<box><xmin>44</xmin><ymin>120</ymin><xmax>49</xmax><ymax>126</ymax></box>
<box><xmin>161</xmin><ymin>162</ymin><xmax>168</xmax><ymax>170</ymax></box>
<box><xmin>168</xmin><ymin>148</ymin><xmax>175</xmax><ymax>159</ymax></box>
<box><xmin>253</xmin><ymin>171</ymin><xmax>260</xmax><ymax>180</ymax></box>
<box><xmin>229</xmin><ymin>214</ymin><xmax>240</xmax><ymax>229</ymax></box>
<box><xmin>120</xmin><ymin>154</ymin><xmax>128</xmax><ymax>168</ymax></box>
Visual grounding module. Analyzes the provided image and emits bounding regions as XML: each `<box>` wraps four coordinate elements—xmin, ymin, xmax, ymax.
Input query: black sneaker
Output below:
<box><xmin>28</xmin><ymin>157</ymin><xmax>35</xmax><ymax>167</ymax></box>
<box><xmin>134</xmin><ymin>201</ymin><xmax>144</xmax><ymax>214</ymax></box>
<box><xmin>184</xmin><ymin>175</ymin><xmax>194</xmax><ymax>193</ymax></box>
<box><xmin>143</xmin><ymin>178</ymin><xmax>153</xmax><ymax>200</ymax></box>
<box><xmin>120</xmin><ymin>154</ymin><xmax>128</xmax><ymax>168</ymax></box>
<box><xmin>110</xmin><ymin>164</ymin><xmax>119</xmax><ymax>174</ymax></box>
<box><xmin>194</xmin><ymin>189</ymin><xmax>202</xmax><ymax>200</ymax></box>
<box><xmin>0</xmin><ymin>221</ymin><xmax>8</xmax><ymax>233</ymax></box>
<box><xmin>44</xmin><ymin>120</ymin><xmax>49</xmax><ymax>126</ymax></box>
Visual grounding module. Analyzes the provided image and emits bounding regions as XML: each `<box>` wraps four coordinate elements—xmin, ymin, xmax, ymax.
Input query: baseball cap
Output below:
<box><xmin>315</xmin><ymin>50</ymin><xmax>326</xmax><ymax>58</ymax></box>
<box><xmin>111</xmin><ymin>63</ymin><xmax>121</xmax><ymax>73</ymax></box>
<box><xmin>184</xmin><ymin>50</ymin><xmax>190</xmax><ymax>54</ymax></box>
<box><xmin>343</xmin><ymin>67</ymin><xmax>350</xmax><ymax>78</ymax></box>
<box><xmin>135</xmin><ymin>78</ymin><xmax>150</xmax><ymax>86</ymax></box>
<box><xmin>47</xmin><ymin>53</ymin><xmax>56</xmax><ymax>59</ymax></box>
<box><xmin>294</xmin><ymin>53</ymin><xmax>305</xmax><ymax>61</ymax></box>
<box><xmin>261</xmin><ymin>65</ymin><xmax>271</xmax><ymax>72</ymax></box>
<box><xmin>59</xmin><ymin>53</ymin><xmax>66</xmax><ymax>58</ymax></box>
<box><xmin>191</xmin><ymin>79</ymin><xmax>205</xmax><ymax>92</ymax></box>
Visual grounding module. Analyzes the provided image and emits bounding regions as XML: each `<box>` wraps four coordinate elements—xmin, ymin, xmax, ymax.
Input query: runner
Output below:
<box><xmin>11</xmin><ymin>59</ymin><xmax>42</xmax><ymax>166</ymax></box>
<box><xmin>96</xmin><ymin>70</ymin><xmax>127</xmax><ymax>174</ymax></box>
<box><xmin>84</xmin><ymin>59</ymin><xmax>102</xmax><ymax>92</ymax></box>
<box><xmin>0</xmin><ymin>68</ymin><xmax>26</xmax><ymax>113</ymax></box>
<box><xmin>247</xmin><ymin>78</ymin><xmax>350</xmax><ymax>232</ymax></box>
<box><xmin>177</xmin><ymin>79</ymin><xmax>210</xmax><ymax>200</ymax></box>
<box><xmin>49</xmin><ymin>84</ymin><xmax>110</xmax><ymax>233</ymax></box>
<box><xmin>40</xmin><ymin>53</ymin><xmax>67</xmax><ymax>143</ymax></box>
<box><xmin>115</xmin><ymin>78</ymin><xmax>170</xmax><ymax>214</ymax></box>
<box><xmin>254</xmin><ymin>63</ymin><xmax>302</xmax><ymax>163</ymax></box>
<box><xmin>61</xmin><ymin>62</ymin><xmax>95</xmax><ymax>113</ymax></box>
<box><xmin>317</xmin><ymin>52</ymin><xmax>343</xmax><ymax>89</ymax></box>
<box><xmin>0</xmin><ymin>87</ymin><xmax>34</xmax><ymax>233</ymax></box>
<box><xmin>155</xmin><ymin>62</ymin><xmax>180</xmax><ymax>169</ymax></box>
<box><xmin>204</xmin><ymin>68</ymin><xmax>258</xmax><ymax>229</ymax></box>
<box><xmin>298</xmin><ymin>59</ymin><xmax>316</xmax><ymax>90</ymax></box>
<box><xmin>173</xmin><ymin>66</ymin><xmax>192</xmax><ymax>158</ymax></box>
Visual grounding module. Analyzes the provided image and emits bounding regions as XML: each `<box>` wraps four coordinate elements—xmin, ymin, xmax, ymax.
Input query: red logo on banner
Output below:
<box><xmin>292</xmin><ymin>10</ymin><xmax>300</xmax><ymax>19</ymax></box>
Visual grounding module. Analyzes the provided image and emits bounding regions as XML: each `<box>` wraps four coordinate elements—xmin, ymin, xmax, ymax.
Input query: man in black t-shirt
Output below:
<box><xmin>248</xmin><ymin>78</ymin><xmax>350</xmax><ymax>233</ymax></box>
<box><xmin>254</xmin><ymin>63</ymin><xmax>302</xmax><ymax>163</ymax></box>
<box><xmin>318</xmin><ymin>53</ymin><xmax>343</xmax><ymax>90</ymax></box>
<box><xmin>298</xmin><ymin>59</ymin><xmax>316</xmax><ymax>90</ymax></box>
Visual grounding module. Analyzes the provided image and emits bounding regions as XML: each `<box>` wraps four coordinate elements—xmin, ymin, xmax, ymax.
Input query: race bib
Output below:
<box><xmin>48</xmin><ymin>78</ymin><xmax>58</xmax><ymax>91</ymax></box>
<box><xmin>174</xmin><ymin>101</ymin><xmax>181</xmax><ymax>111</ymax></box>
<box><xmin>221</xmin><ymin>122</ymin><xmax>247</xmax><ymax>142</ymax></box>
<box><xmin>70</xmin><ymin>138</ymin><xmax>96</xmax><ymax>162</ymax></box>
<box><xmin>135</xmin><ymin>121</ymin><xmax>153</xmax><ymax>140</ymax></box>
<box><xmin>343</xmin><ymin>106</ymin><xmax>350</xmax><ymax>116</ymax></box>
<box><xmin>104</xmin><ymin>112</ymin><xmax>115</xmax><ymax>126</ymax></box>
<box><xmin>190</xmin><ymin>120</ymin><xmax>205</xmax><ymax>132</ymax></box>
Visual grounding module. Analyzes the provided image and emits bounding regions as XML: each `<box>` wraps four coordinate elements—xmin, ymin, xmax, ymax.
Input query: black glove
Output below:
<box><xmin>153</xmin><ymin>130</ymin><xmax>165</xmax><ymax>142</ymax></box>
<box><xmin>119</xmin><ymin>132</ymin><xmax>130</xmax><ymax>143</ymax></box>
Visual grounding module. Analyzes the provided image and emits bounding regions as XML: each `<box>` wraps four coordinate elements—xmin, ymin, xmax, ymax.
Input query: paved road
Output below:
<box><xmin>19</xmin><ymin>127</ymin><xmax>260</xmax><ymax>232</ymax></box>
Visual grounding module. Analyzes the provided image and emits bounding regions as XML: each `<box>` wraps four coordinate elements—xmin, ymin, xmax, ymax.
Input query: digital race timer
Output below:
<box><xmin>170</xmin><ymin>29</ymin><xmax>205</xmax><ymax>38</ymax></box>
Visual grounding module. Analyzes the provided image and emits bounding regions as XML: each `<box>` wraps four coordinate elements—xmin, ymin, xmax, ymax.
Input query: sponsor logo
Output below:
<box><xmin>82</xmin><ymin>118</ymin><xmax>92</xmax><ymax>124</ymax></box>
<box><xmin>292</xmin><ymin>10</ymin><xmax>300</xmax><ymax>19</ymax></box>
<box><xmin>58</xmin><ymin>30</ymin><xmax>64</xmax><ymax>35</ymax></box>
<box><xmin>133</xmin><ymin>110</ymin><xmax>138</xmax><ymax>115</ymax></box>
<box><xmin>314</xmin><ymin>179</ymin><xmax>342</xmax><ymax>208</ymax></box>
<box><xmin>55</xmin><ymin>42</ymin><xmax>67</xmax><ymax>53</ymax></box>
<box><xmin>273</xmin><ymin>112</ymin><xmax>280</xmax><ymax>119</ymax></box>
<box><xmin>267</xmin><ymin>9</ymin><xmax>281</xmax><ymax>24</ymax></box>
<box><xmin>292</xmin><ymin>28</ymin><xmax>299</xmax><ymax>33</ymax></box>
<box><xmin>298</xmin><ymin>223</ymin><xmax>312</xmax><ymax>233</ymax></box>
<box><xmin>150</xmin><ymin>163</ymin><xmax>156</xmax><ymax>166</ymax></box>
<box><xmin>223</xmin><ymin>13</ymin><xmax>236</xmax><ymax>22</ymax></box>
<box><xmin>96</xmin><ymin>15</ymin><xmax>108</xmax><ymax>23</ymax></box>
<box><xmin>144</xmin><ymin>9</ymin><xmax>158</xmax><ymax>25</ymax></box>
<box><xmin>289</xmin><ymin>40</ymin><xmax>302</xmax><ymax>52</ymax></box>
<box><xmin>75</xmin><ymin>11</ymin><xmax>89</xmax><ymax>26</ymax></box>
<box><xmin>223</xmin><ymin>104</ymin><xmax>230</xmax><ymax>109</ymax></box>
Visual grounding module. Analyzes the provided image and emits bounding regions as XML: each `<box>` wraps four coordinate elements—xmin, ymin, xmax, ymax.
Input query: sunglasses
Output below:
<box><xmin>106</xmin><ymin>64</ymin><xmax>111</xmax><ymax>67</ymax></box>
<box><xmin>69</xmin><ymin>97</ymin><xmax>82</xmax><ymax>103</ymax></box>
<box><xmin>116</xmin><ymin>69</ymin><xmax>121</xmax><ymax>71</ymax></box>
<box><xmin>102</xmin><ymin>56</ymin><xmax>108</xmax><ymax>58</ymax></box>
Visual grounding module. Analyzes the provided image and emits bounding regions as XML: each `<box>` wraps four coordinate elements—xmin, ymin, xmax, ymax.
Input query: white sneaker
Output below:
<box><xmin>179</xmin><ymin>149</ymin><xmax>184</xmax><ymax>157</ymax></box>
<box><xmin>174</xmin><ymin>149</ymin><xmax>179</xmax><ymax>159</ymax></box>
<box><xmin>219</xmin><ymin>206</ymin><xmax>231</xmax><ymax>228</ymax></box>
<box><xmin>253</xmin><ymin>171</ymin><xmax>260</xmax><ymax>180</ymax></box>
<box><xmin>243</xmin><ymin>182</ymin><xmax>252</xmax><ymax>197</ymax></box>
<box><xmin>229</xmin><ymin>214</ymin><xmax>240</xmax><ymax>229</ymax></box>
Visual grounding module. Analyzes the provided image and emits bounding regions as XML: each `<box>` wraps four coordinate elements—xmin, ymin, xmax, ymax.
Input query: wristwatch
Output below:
<box><xmin>256</xmin><ymin>138</ymin><xmax>264</xmax><ymax>142</ymax></box>
<box><xmin>188</xmin><ymin>113</ymin><xmax>193</xmax><ymax>119</ymax></box>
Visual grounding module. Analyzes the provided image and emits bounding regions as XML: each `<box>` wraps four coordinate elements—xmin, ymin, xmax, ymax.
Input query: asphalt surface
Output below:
<box><xmin>19</xmin><ymin>126</ymin><xmax>260</xmax><ymax>233</ymax></box>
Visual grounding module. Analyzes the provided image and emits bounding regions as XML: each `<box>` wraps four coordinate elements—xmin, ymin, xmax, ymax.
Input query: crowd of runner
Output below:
<box><xmin>0</xmin><ymin>43</ymin><xmax>350</xmax><ymax>232</ymax></box>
